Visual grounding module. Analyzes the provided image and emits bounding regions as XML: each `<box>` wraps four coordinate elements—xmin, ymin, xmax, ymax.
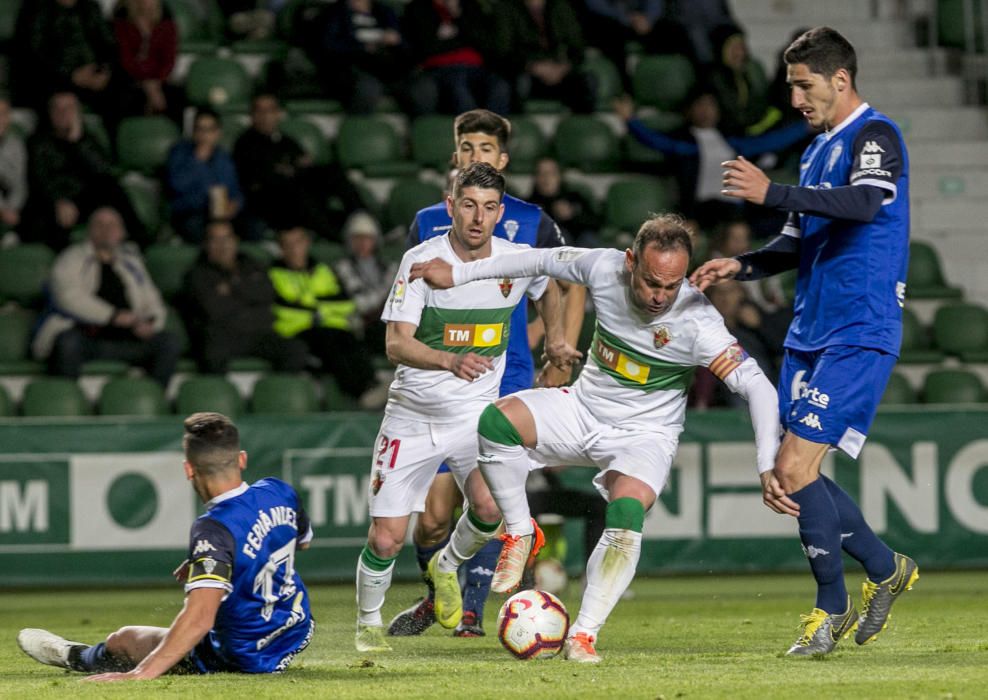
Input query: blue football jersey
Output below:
<box><xmin>409</xmin><ymin>194</ymin><xmax>564</xmax><ymax>394</ymax></box>
<box><xmin>783</xmin><ymin>103</ymin><xmax>909</xmax><ymax>355</ymax></box>
<box><xmin>185</xmin><ymin>478</ymin><xmax>314</xmax><ymax>673</ymax></box>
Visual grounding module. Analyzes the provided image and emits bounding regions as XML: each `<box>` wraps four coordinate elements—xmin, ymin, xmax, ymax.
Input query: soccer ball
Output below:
<box><xmin>496</xmin><ymin>589</ymin><xmax>570</xmax><ymax>660</ymax></box>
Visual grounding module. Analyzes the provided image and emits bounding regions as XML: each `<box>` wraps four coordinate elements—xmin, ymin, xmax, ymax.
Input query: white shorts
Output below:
<box><xmin>367</xmin><ymin>414</ymin><xmax>479</xmax><ymax>518</ymax></box>
<box><xmin>515</xmin><ymin>387</ymin><xmax>679</xmax><ymax>500</ymax></box>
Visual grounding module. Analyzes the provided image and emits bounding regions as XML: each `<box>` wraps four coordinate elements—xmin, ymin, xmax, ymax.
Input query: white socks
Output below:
<box><xmin>478</xmin><ymin>435</ymin><xmax>533</xmax><ymax>536</ymax></box>
<box><xmin>571</xmin><ymin>528</ymin><xmax>642</xmax><ymax>639</ymax></box>
<box><xmin>355</xmin><ymin>556</ymin><xmax>395</xmax><ymax>627</ymax></box>
<box><xmin>437</xmin><ymin>510</ymin><xmax>498</xmax><ymax>574</ymax></box>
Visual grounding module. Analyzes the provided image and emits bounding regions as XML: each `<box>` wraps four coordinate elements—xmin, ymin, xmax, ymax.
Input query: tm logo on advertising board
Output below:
<box><xmin>0</xmin><ymin>453</ymin><xmax>192</xmax><ymax>551</ymax></box>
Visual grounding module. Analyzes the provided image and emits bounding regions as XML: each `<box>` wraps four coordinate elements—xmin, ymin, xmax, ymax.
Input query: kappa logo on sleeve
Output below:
<box><xmin>192</xmin><ymin>539</ymin><xmax>217</xmax><ymax>556</ymax></box>
<box><xmin>860</xmin><ymin>140</ymin><xmax>884</xmax><ymax>169</ymax></box>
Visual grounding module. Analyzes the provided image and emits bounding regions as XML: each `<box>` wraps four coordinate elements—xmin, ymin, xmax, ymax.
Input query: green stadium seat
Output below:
<box><xmin>239</xmin><ymin>242</ymin><xmax>274</xmax><ymax>267</ymax></box>
<box><xmin>251</xmin><ymin>374</ymin><xmax>317</xmax><ymax>414</ymax></box>
<box><xmin>0</xmin><ymin>383</ymin><xmax>12</xmax><ymax>416</ymax></box>
<box><xmin>176</xmin><ymin>376</ymin><xmax>244</xmax><ymax>417</ymax></box>
<box><xmin>881</xmin><ymin>372</ymin><xmax>916</xmax><ymax>405</ymax></box>
<box><xmin>605</xmin><ymin>178</ymin><xmax>674</xmax><ymax>233</ymax></box>
<box><xmin>166</xmin><ymin>0</ymin><xmax>224</xmax><ymax>53</ymax></box>
<box><xmin>0</xmin><ymin>0</ymin><xmax>21</xmax><ymax>46</ymax></box>
<box><xmin>116</xmin><ymin>117</ymin><xmax>180</xmax><ymax>175</ymax></box>
<box><xmin>622</xmin><ymin>111</ymin><xmax>684</xmax><ymax>168</ymax></box>
<box><xmin>281</xmin><ymin>117</ymin><xmax>331</xmax><ymax>166</ymax></box>
<box><xmin>164</xmin><ymin>306</ymin><xmax>190</xmax><ymax>355</ymax></box>
<box><xmin>285</xmin><ymin>98</ymin><xmax>344</xmax><ymax>115</ymax></box>
<box><xmin>121</xmin><ymin>178</ymin><xmax>163</xmax><ymax>238</ymax></box>
<box><xmin>0</xmin><ymin>243</ymin><xmax>54</xmax><ymax>307</ymax></box>
<box><xmin>632</xmin><ymin>54</ymin><xmax>695</xmax><ymax>111</ymax></box>
<box><xmin>522</xmin><ymin>99</ymin><xmax>566</xmax><ymax>115</ymax></box>
<box><xmin>144</xmin><ymin>243</ymin><xmax>199</xmax><ymax>302</ymax></box>
<box><xmin>553</xmin><ymin>116</ymin><xmax>619</xmax><ymax>172</ymax></box>
<box><xmin>0</xmin><ymin>307</ymin><xmax>40</xmax><ymax>374</ymax></box>
<box><xmin>922</xmin><ymin>369</ymin><xmax>987</xmax><ymax>404</ymax></box>
<box><xmin>907</xmin><ymin>241</ymin><xmax>962</xmax><ymax>299</ymax></box>
<box><xmin>411</xmin><ymin>115</ymin><xmax>455</xmax><ymax>170</ymax></box>
<box><xmin>899</xmin><ymin>307</ymin><xmax>944</xmax><ymax>363</ymax></box>
<box><xmin>21</xmin><ymin>378</ymin><xmax>90</xmax><ymax>417</ymax></box>
<box><xmin>581</xmin><ymin>52</ymin><xmax>623</xmax><ymax>111</ymax></box>
<box><xmin>228</xmin><ymin>357</ymin><xmax>272</xmax><ymax>372</ymax></box>
<box><xmin>933</xmin><ymin>302</ymin><xmax>988</xmax><ymax>362</ymax></box>
<box><xmin>336</xmin><ymin>117</ymin><xmax>417</xmax><ymax>177</ymax></box>
<box><xmin>938</xmin><ymin>0</ymin><xmax>985</xmax><ymax>51</ymax></box>
<box><xmin>82</xmin><ymin>114</ymin><xmax>111</xmax><ymax>155</ymax></box>
<box><xmin>186</xmin><ymin>57</ymin><xmax>253</xmax><ymax>111</ymax></box>
<box><xmin>386</xmin><ymin>178</ymin><xmax>444</xmax><ymax>230</ymax></box>
<box><xmin>507</xmin><ymin>116</ymin><xmax>548</xmax><ymax>173</ymax></box>
<box><xmin>80</xmin><ymin>360</ymin><xmax>130</xmax><ymax>376</ymax></box>
<box><xmin>323</xmin><ymin>375</ymin><xmax>359</xmax><ymax>411</ymax></box>
<box><xmin>99</xmin><ymin>377</ymin><xmax>169</xmax><ymax>416</ymax></box>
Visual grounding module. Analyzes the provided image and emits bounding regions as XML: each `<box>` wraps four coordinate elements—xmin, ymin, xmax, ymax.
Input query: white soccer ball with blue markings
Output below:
<box><xmin>496</xmin><ymin>589</ymin><xmax>570</xmax><ymax>660</ymax></box>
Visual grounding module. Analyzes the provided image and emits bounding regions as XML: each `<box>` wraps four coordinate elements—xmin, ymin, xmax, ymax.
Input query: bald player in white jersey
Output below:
<box><xmin>411</xmin><ymin>213</ymin><xmax>781</xmax><ymax>663</ymax></box>
<box><xmin>353</xmin><ymin>162</ymin><xmax>579</xmax><ymax>653</ymax></box>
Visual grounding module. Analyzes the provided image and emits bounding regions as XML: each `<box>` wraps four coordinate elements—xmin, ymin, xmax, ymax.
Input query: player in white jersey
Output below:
<box><xmin>411</xmin><ymin>214</ymin><xmax>781</xmax><ymax>662</ymax></box>
<box><xmin>354</xmin><ymin>162</ymin><xmax>578</xmax><ymax>653</ymax></box>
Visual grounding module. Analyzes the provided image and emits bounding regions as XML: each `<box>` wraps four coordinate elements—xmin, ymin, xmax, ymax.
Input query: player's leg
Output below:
<box><xmin>387</xmin><ymin>469</ymin><xmax>458</xmax><ymax>637</ymax></box>
<box><xmin>356</xmin><ymin>514</ymin><xmax>409</xmax><ymax>651</ymax></box>
<box><xmin>565</xmin><ymin>472</ymin><xmax>653</xmax><ymax>664</ymax></box>
<box><xmin>17</xmin><ymin>625</ymin><xmax>167</xmax><ymax>673</ymax></box>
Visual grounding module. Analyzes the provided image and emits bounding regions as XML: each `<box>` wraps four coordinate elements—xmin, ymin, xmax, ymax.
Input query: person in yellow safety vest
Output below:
<box><xmin>270</xmin><ymin>226</ymin><xmax>388</xmax><ymax>409</ymax></box>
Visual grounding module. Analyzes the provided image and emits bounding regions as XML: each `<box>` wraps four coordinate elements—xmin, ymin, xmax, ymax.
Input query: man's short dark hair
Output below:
<box><xmin>183</xmin><ymin>412</ymin><xmax>240</xmax><ymax>477</ymax></box>
<box><xmin>451</xmin><ymin>162</ymin><xmax>506</xmax><ymax>200</ymax></box>
<box><xmin>251</xmin><ymin>92</ymin><xmax>280</xmax><ymax>109</ymax></box>
<box><xmin>784</xmin><ymin>26</ymin><xmax>858</xmax><ymax>87</ymax></box>
<box><xmin>194</xmin><ymin>106</ymin><xmax>222</xmax><ymax>127</ymax></box>
<box><xmin>633</xmin><ymin>213</ymin><xmax>693</xmax><ymax>261</ymax></box>
<box><xmin>454</xmin><ymin>110</ymin><xmax>511</xmax><ymax>151</ymax></box>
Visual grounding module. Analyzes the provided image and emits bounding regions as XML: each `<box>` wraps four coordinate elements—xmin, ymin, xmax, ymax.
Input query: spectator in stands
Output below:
<box><xmin>492</xmin><ymin>0</ymin><xmax>596</xmax><ymax>114</ymax></box>
<box><xmin>334</xmin><ymin>211</ymin><xmax>397</xmax><ymax>354</ymax></box>
<box><xmin>668</xmin><ymin>0</ymin><xmax>736</xmax><ymax>66</ymax></box>
<box><xmin>401</xmin><ymin>0</ymin><xmax>511</xmax><ymax>115</ymax></box>
<box><xmin>614</xmin><ymin>90</ymin><xmax>808</xmax><ymax>230</ymax></box>
<box><xmin>0</xmin><ymin>97</ymin><xmax>28</xmax><ymax>237</ymax></box>
<box><xmin>16</xmin><ymin>0</ymin><xmax>118</xmax><ymax>120</ymax></box>
<box><xmin>25</xmin><ymin>91</ymin><xmax>147</xmax><ymax>250</ymax></box>
<box><xmin>708</xmin><ymin>23</ymin><xmax>778</xmax><ymax>136</ymax></box>
<box><xmin>582</xmin><ymin>1</ymin><xmax>697</xmax><ymax>83</ymax></box>
<box><xmin>32</xmin><ymin>207</ymin><xmax>181</xmax><ymax>387</ymax></box>
<box><xmin>313</xmin><ymin>0</ymin><xmax>410</xmax><ymax>114</ymax></box>
<box><xmin>183</xmin><ymin>219</ymin><xmax>307</xmax><ymax>374</ymax></box>
<box><xmin>233</xmin><ymin>93</ymin><xmax>362</xmax><ymax>241</ymax></box>
<box><xmin>527</xmin><ymin>156</ymin><xmax>600</xmax><ymax>247</ymax></box>
<box><xmin>166</xmin><ymin>108</ymin><xmax>243</xmax><ymax>244</ymax></box>
<box><xmin>112</xmin><ymin>0</ymin><xmax>184</xmax><ymax>125</ymax></box>
<box><xmin>270</xmin><ymin>225</ymin><xmax>387</xmax><ymax>409</ymax></box>
<box><xmin>218</xmin><ymin>0</ymin><xmax>276</xmax><ymax>41</ymax></box>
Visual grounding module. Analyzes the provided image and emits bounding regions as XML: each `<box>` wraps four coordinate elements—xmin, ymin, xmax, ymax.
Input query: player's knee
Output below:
<box><xmin>773</xmin><ymin>450</ymin><xmax>814</xmax><ymax>492</ymax></box>
<box><xmin>104</xmin><ymin>627</ymin><xmax>137</xmax><ymax>659</ymax></box>
<box><xmin>469</xmin><ymin>493</ymin><xmax>500</xmax><ymax>525</ymax></box>
<box><xmin>414</xmin><ymin>516</ymin><xmax>450</xmax><ymax>546</ymax></box>
<box><xmin>367</xmin><ymin>525</ymin><xmax>404</xmax><ymax>559</ymax></box>
<box><xmin>478</xmin><ymin>403</ymin><xmax>523</xmax><ymax>445</ymax></box>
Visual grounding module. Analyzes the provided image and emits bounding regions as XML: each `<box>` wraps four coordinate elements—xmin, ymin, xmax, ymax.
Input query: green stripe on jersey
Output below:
<box><xmin>591</xmin><ymin>323</ymin><xmax>695</xmax><ymax>392</ymax></box>
<box><xmin>415</xmin><ymin>306</ymin><xmax>515</xmax><ymax>356</ymax></box>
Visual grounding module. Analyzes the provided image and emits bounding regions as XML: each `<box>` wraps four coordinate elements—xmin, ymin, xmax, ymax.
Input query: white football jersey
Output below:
<box><xmin>453</xmin><ymin>247</ymin><xmax>743</xmax><ymax>436</ymax></box>
<box><xmin>382</xmin><ymin>234</ymin><xmax>549</xmax><ymax>422</ymax></box>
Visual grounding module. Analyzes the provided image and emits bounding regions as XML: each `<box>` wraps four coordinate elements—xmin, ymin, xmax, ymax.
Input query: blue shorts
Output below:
<box><xmin>779</xmin><ymin>345</ymin><xmax>896</xmax><ymax>459</ymax></box>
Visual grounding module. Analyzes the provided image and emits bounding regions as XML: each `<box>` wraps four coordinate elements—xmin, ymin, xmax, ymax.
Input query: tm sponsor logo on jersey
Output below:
<box><xmin>799</xmin><ymin>412</ymin><xmax>824</xmax><ymax>431</ymax></box>
<box><xmin>241</xmin><ymin>506</ymin><xmax>300</xmax><ymax>560</ymax></box>
<box><xmin>193</xmin><ymin>539</ymin><xmax>217</xmax><ymax>556</ymax></box>
<box><xmin>790</xmin><ymin>370</ymin><xmax>830</xmax><ymax>408</ymax></box>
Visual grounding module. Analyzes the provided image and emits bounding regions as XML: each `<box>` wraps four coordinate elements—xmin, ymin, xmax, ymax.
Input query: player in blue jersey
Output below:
<box><xmin>389</xmin><ymin>109</ymin><xmax>585</xmax><ymax>638</ymax></box>
<box><xmin>17</xmin><ymin>412</ymin><xmax>314</xmax><ymax>679</ymax></box>
<box><xmin>691</xmin><ymin>26</ymin><xmax>918</xmax><ymax>656</ymax></box>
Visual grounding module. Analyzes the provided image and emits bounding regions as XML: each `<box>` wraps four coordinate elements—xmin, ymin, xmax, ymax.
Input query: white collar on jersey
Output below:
<box><xmin>825</xmin><ymin>102</ymin><xmax>870</xmax><ymax>140</ymax></box>
<box><xmin>205</xmin><ymin>481</ymin><xmax>249</xmax><ymax>510</ymax></box>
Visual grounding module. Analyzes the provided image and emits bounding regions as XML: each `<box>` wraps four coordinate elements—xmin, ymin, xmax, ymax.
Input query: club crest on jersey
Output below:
<box><xmin>202</xmin><ymin>557</ymin><xmax>217</xmax><ymax>575</ymax></box>
<box><xmin>498</xmin><ymin>277</ymin><xmax>513</xmax><ymax>298</ymax></box>
<box><xmin>503</xmin><ymin>219</ymin><xmax>519</xmax><ymax>241</ymax></box>
<box><xmin>653</xmin><ymin>326</ymin><xmax>671</xmax><ymax>348</ymax></box>
<box><xmin>827</xmin><ymin>143</ymin><xmax>843</xmax><ymax>173</ymax></box>
<box><xmin>371</xmin><ymin>469</ymin><xmax>384</xmax><ymax>495</ymax></box>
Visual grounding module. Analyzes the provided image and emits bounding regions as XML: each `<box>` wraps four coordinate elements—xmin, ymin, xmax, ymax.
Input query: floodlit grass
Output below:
<box><xmin>3</xmin><ymin>572</ymin><xmax>986</xmax><ymax>699</ymax></box>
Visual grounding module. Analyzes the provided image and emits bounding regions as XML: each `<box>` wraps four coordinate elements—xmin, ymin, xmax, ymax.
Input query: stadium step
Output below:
<box><xmin>857</xmin><ymin>76</ymin><xmax>965</xmax><ymax>107</ymax></box>
<box><xmin>910</xmin><ymin>141</ymin><xmax>988</xmax><ymax>168</ymax></box>
<box><xmin>915</xmin><ymin>200</ymin><xmax>988</xmax><ymax>231</ymax></box>
<box><xmin>910</xmin><ymin>168</ymin><xmax>988</xmax><ymax>200</ymax></box>
<box><xmin>885</xmin><ymin>106</ymin><xmax>988</xmax><ymax>142</ymax></box>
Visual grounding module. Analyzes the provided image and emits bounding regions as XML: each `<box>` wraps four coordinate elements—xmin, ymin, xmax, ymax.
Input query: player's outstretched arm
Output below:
<box><xmin>84</xmin><ymin>588</ymin><xmax>224</xmax><ymax>682</ymax></box>
<box><xmin>689</xmin><ymin>257</ymin><xmax>742</xmax><ymax>292</ymax></box>
<box><xmin>385</xmin><ymin>320</ymin><xmax>492</xmax><ymax>381</ymax></box>
<box><xmin>532</xmin><ymin>281</ymin><xmax>582</xmax><ymax>387</ymax></box>
<box><xmin>409</xmin><ymin>258</ymin><xmax>454</xmax><ymax>288</ymax></box>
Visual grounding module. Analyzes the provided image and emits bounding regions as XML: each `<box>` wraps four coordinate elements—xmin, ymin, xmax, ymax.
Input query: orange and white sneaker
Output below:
<box><xmin>563</xmin><ymin>632</ymin><xmax>601</xmax><ymax>664</ymax></box>
<box><xmin>491</xmin><ymin>519</ymin><xmax>545</xmax><ymax>593</ymax></box>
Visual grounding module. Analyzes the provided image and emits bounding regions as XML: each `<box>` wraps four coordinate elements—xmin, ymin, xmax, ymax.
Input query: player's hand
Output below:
<box><xmin>689</xmin><ymin>257</ymin><xmax>741</xmax><ymax>292</ymax></box>
<box><xmin>449</xmin><ymin>352</ymin><xmax>493</xmax><ymax>381</ymax></box>
<box><xmin>543</xmin><ymin>339</ymin><xmax>582</xmax><ymax>371</ymax></box>
<box><xmin>721</xmin><ymin>156</ymin><xmax>771</xmax><ymax>204</ymax></box>
<box><xmin>537</xmin><ymin>362</ymin><xmax>572</xmax><ymax>388</ymax></box>
<box><xmin>409</xmin><ymin>258</ymin><xmax>454</xmax><ymax>288</ymax></box>
<box><xmin>172</xmin><ymin>558</ymin><xmax>190</xmax><ymax>582</ymax></box>
<box><xmin>760</xmin><ymin>471</ymin><xmax>800</xmax><ymax>517</ymax></box>
<box><xmin>83</xmin><ymin>670</ymin><xmax>153</xmax><ymax>682</ymax></box>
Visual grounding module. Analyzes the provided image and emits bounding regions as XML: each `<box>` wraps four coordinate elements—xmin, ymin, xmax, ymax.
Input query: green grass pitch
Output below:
<box><xmin>3</xmin><ymin>572</ymin><xmax>986</xmax><ymax>699</ymax></box>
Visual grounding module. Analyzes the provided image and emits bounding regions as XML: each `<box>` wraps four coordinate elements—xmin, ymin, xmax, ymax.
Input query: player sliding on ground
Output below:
<box><xmin>353</xmin><ymin>162</ymin><xmax>579</xmax><ymax>653</ymax></box>
<box><xmin>411</xmin><ymin>214</ymin><xmax>781</xmax><ymax>663</ymax></box>
<box><xmin>692</xmin><ymin>26</ymin><xmax>918</xmax><ymax>656</ymax></box>
<box><xmin>18</xmin><ymin>412</ymin><xmax>314</xmax><ymax>679</ymax></box>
